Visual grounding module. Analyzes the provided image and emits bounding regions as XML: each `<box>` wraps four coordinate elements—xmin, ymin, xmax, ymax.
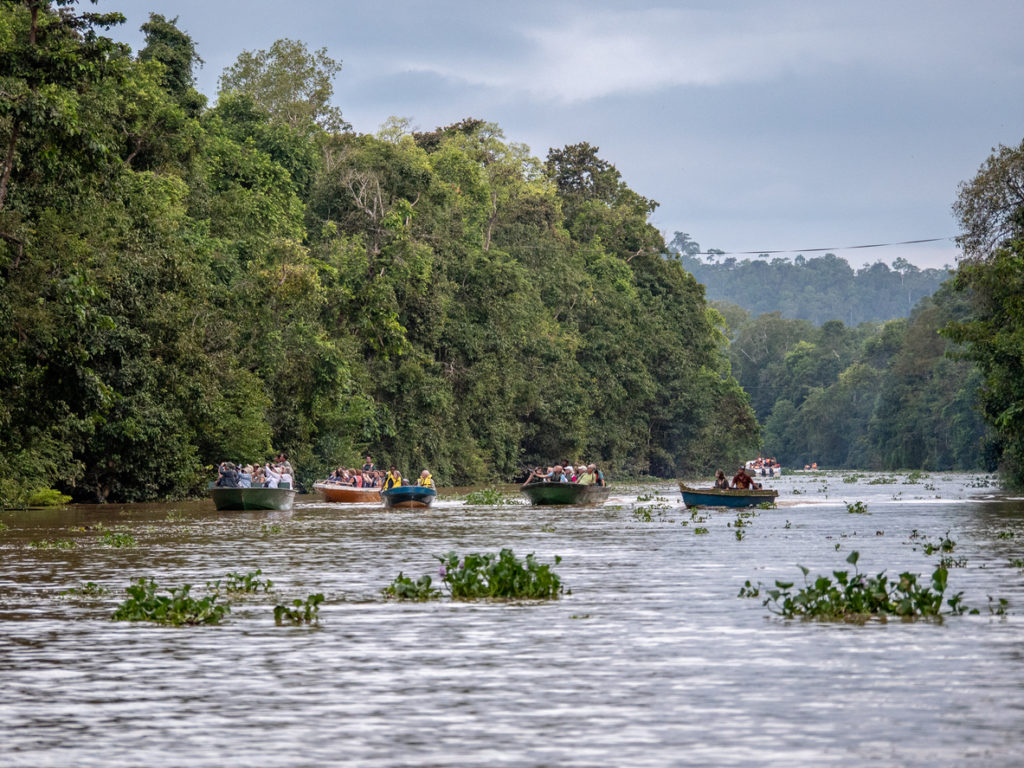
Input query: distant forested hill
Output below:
<box><xmin>668</xmin><ymin>239</ymin><xmax>951</xmax><ymax>325</ymax></box>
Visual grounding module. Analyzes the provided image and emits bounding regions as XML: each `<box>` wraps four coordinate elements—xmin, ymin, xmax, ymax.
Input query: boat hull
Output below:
<box><xmin>679</xmin><ymin>483</ymin><xmax>778</xmax><ymax>508</ymax></box>
<box><xmin>381</xmin><ymin>485</ymin><xmax>437</xmax><ymax>509</ymax></box>
<box><xmin>313</xmin><ymin>483</ymin><xmax>381</xmax><ymax>503</ymax></box>
<box><xmin>209</xmin><ymin>487</ymin><xmax>296</xmax><ymax>511</ymax></box>
<box><xmin>521</xmin><ymin>482</ymin><xmax>611</xmax><ymax>506</ymax></box>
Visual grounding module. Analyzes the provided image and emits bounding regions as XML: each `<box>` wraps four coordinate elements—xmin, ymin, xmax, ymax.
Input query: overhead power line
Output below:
<box><xmin>693</xmin><ymin>236</ymin><xmax>955</xmax><ymax>257</ymax></box>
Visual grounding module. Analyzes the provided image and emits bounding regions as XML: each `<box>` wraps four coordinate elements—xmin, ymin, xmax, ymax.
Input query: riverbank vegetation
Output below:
<box><xmin>0</xmin><ymin>3</ymin><xmax>757</xmax><ymax>506</ymax></box>
<box><xmin>3</xmin><ymin>3</ymin><xmax>1024</xmax><ymax>505</ymax></box>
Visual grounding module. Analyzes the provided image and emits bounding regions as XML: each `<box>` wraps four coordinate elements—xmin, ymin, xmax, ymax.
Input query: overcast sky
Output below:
<box><xmin>92</xmin><ymin>0</ymin><xmax>1024</xmax><ymax>269</ymax></box>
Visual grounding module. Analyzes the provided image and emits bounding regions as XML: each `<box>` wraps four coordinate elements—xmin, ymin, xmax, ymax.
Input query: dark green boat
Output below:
<box><xmin>521</xmin><ymin>481</ymin><xmax>610</xmax><ymax>506</ymax></box>
<box><xmin>209</xmin><ymin>486</ymin><xmax>296</xmax><ymax>511</ymax></box>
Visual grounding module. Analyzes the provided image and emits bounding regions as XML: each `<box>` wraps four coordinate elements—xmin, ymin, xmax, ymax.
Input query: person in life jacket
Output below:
<box><xmin>417</xmin><ymin>469</ymin><xmax>434</xmax><ymax>488</ymax></box>
<box><xmin>383</xmin><ymin>466</ymin><xmax>402</xmax><ymax>490</ymax></box>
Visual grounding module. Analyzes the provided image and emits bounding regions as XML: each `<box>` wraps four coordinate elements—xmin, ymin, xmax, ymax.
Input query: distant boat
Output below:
<box><xmin>209</xmin><ymin>486</ymin><xmax>296</xmax><ymax>511</ymax></box>
<box><xmin>521</xmin><ymin>481</ymin><xmax>611</xmax><ymax>506</ymax></box>
<box><xmin>313</xmin><ymin>483</ymin><xmax>381</xmax><ymax>503</ymax></box>
<box><xmin>381</xmin><ymin>485</ymin><xmax>437</xmax><ymax>509</ymax></box>
<box><xmin>679</xmin><ymin>482</ymin><xmax>778</xmax><ymax>509</ymax></box>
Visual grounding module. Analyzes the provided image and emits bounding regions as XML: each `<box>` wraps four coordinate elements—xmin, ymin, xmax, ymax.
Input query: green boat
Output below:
<box><xmin>209</xmin><ymin>486</ymin><xmax>296</xmax><ymax>511</ymax></box>
<box><xmin>521</xmin><ymin>481</ymin><xmax>610</xmax><ymax>506</ymax></box>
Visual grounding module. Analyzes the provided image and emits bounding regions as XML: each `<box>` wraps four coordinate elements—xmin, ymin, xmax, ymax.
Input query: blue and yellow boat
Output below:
<box><xmin>381</xmin><ymin>485</ymin><xmax>437</xmax><ymax>509</ymax></box>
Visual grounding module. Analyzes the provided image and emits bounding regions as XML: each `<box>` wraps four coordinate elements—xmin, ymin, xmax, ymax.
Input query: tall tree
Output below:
<box><xmin>218</xmin><ymin>38</ymin><xmax>348</xmax><ymax>134</ymax></box>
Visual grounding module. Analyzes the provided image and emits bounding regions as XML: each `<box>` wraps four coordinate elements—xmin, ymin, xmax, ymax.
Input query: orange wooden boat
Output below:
<box><xmin>313</xmin><ymin>483</ymin><xmax>381</xmax><ymax>503</ymax></box>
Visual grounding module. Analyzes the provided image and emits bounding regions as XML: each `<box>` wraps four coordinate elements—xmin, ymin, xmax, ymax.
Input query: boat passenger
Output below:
<box><xmin>554</xmin><ymin>465</ymin><xmax>570</xmax><ymax>483</ymax></box>
<box><xmin>264</xmin><ymin>463</ymin><xmax>282</xmax><ymax>489</ymax></box>
<box><xmin>578</xmin><ymin>466</ymin><xmax>596</xmax><ymax>485</ymax></box>
<box><xmin>383</xmin><ymin>466</ymin><xmax>402</xmax><ymax>491</ymax></box>
<box><xmin>417</xmin><ymin>469</ymin><xmax>434</xmax><ymax>488</ymax></box>
<box><xmin>713</xmin><ymin>470</ymin><xmax>729</xmax><ymax>490</ymax></box>
<box><xmin>239</xmin><ymin>465</ymin><xmax>253</xmax><ymax>488</ymax></box>
<box><xmin>522</xmin><ymin>466</ymin><xmax>551</xmax><ymax>485</ymax></box>
<box><xmin>216</xmin><ymin>462</ymin><xmax>241</xmax><ymax>487</ymax></box>
<box><xmin>731</xmin><ymin>467</ymin><xmax>760</xmax><ymax>490</ymax></box>
<box><xmin>362</xmin><ymin>455</ymin><xmax>376</xmax><ymax>472</ymax></box>
<box><xmin>277</xmin><ymin>463</ymin><xmax>293</xmax><ymax>490</ymax></box>
<box><xmin>590</xmin><ymin>464</ymin><xmax>605</xmax><ymax>487</ymax></box>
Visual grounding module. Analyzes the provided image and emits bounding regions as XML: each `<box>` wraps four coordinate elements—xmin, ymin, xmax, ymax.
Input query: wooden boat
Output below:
<box><xmin>521</xmin><ymin>481</ymin><xmax>611</xmax><ymax>506</ymax></box>
<box><xmin>679</xmin><ymin>482</ymin><xmax>778</xmax><ymax>509</ymax></box>
<box><xmin>313</xmin><ymin>483</ymin><xmax>381</xmax><ymax>503</ymax></box>
<box><xmin>209</xmin><ymin>486</ymin><xmax>296</xmax><ymax>511</ymax></box>
<box><xmin>381</xmin><ymin>485</ymin><xmax>437</xmax><ymax>509</ymax></box>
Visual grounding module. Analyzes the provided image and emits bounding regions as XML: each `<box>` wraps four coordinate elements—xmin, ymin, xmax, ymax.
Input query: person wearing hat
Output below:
<box><xmin>577</xmin><ymin>465</ymin><xmax>596</xmax><ymax>485</ymax></box>
<box><xmin>239</xmin><ymin>465</ymin><xmax>253</xmax><ymax>488</ymax></box>
<box><xmin>417</xmin><ymin>469</ymin><xmax>434</xmax><ymax>488</ymax></box>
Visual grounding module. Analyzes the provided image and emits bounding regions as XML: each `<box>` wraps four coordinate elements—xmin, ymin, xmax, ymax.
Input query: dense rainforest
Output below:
<box><xmin>667</xmin><ymin>236</ymin><xmax>950</xmax><ymax>326</ymax></box>
<box><xmin>718</xmin><ymin>290</ymin><xmax>994</xmax><ymax>472</ymax></box>
<box><xmin>3</xmin><ymin>3</ymin><xmax>1024</xmax><ymax>506</ymax></box>
<box><xmin>0</xmin><ymin>3</ymin><xmax>759</xmax><ymax>505</ymax></box>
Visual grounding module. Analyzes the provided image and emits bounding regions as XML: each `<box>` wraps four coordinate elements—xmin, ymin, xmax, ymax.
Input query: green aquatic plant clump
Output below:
<box><xmin>207</xmin><ymin>569</ymin><xmax>274</xmax><ymax>594</ymax></box>
<box><xmin>30</xmin><ymin>538</ymin><xmax>75</xmax><ymax>549</ymax></box>
<box><xmin>102</xmin><ymin>531</ymin><xmax>136</xmax><ymax>548</ymax></box>
<box><xmin>846</xmin><ymin>501</ymin><xmax>869</xmax><ymax>514</ymax></box>
<box><xmin>752</xmin><ymin>551</ymin><xmax>965</xmax><ymax>620</ymax></box>
<box><xmin>437</xmin><ymin>549</ymin><xmax>563</xmax><ymax>600</ymax></box>
<box><xmin>463</xmin><ymin>487</ymin><xmax>518</xmax><ymax>505</ymax></box>
<box><xmin>112</xmin><ymin>578</ymin><xmax>230</xmax><ymax>625</ymax></box>
<box><xmin>274</xmin><ymin>593</ymin><xmax>324</xmax><ymax>625</ymax></box>
<box><xmin>62</xmin><ymin>581</ymin><xmax>109</xmax><ymax>597</ymax></box>
<box><xmin>382</xmin><ymin>573</ymin><xmax>441</xmax><ymax>601</ymax></box>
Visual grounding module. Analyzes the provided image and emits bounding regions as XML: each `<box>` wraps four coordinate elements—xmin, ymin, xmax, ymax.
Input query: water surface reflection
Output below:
<box><xmin>1</xmin><ymin>472</ymin><xmax>1023</xmax><ymax>766</ymax></box>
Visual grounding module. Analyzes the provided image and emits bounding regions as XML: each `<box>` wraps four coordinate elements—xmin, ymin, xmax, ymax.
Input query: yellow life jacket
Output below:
<box><xmin>418</xmin><ymin>473</ymin><xmax>434</xmax><ymax>488</ymax></box>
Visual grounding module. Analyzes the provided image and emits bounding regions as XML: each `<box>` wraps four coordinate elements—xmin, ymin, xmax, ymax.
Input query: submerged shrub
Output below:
<box><xmin>112</xmin><ymin>578</ymin><xmax>230</xmax><ymax>625</ymax></box>
<box><xmin>749</xmin><ymin>551</ymin><xmax>966</xmax><ymax>620</ymax></box>
<box><xmin>846</xmin><ymin>501</ymin><xmax>869</xmax><ymax>514</ymax></box>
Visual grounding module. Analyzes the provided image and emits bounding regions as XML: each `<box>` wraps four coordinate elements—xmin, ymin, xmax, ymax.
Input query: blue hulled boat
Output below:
<box><xmin>678</xmin><ymin>482</ymin><xmax>778</xmax><ymax>509</ymax></box>
<box><xmin>381</xmin><ymin>485</ymin><xmax>437</xmax><ymax>509</ymax></box>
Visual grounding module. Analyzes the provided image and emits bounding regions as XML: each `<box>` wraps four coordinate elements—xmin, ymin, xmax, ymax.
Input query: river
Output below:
<box><xmin>2</xmin><ymin>470</ymin><xmax>1023</xmax><ymax>767</ymax></box>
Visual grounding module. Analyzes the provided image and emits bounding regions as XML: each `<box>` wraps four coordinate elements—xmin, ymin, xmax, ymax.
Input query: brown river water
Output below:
<box><xmin>2</xmin><ymin>471</ymin><xmax>1023</xmax><ymax>767</ymax></box>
